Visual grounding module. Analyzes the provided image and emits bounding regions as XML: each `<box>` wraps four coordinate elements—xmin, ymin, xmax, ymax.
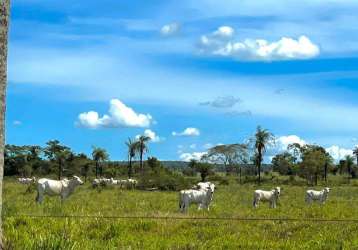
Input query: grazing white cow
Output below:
<box><xmin>253</xmin><ymin>187</ymin><xmax>281</xmax><ymax>208</ymax></box>
<box><xmin>118</xmin><ymin>179</ymin><xmax>138</xmax><ymax>189</ymax></box>
<box><xmin>305</xmin><ymin>187</ymin><xmax>330</xmax><ymax>204</ymax></box>
<box><xmin>18</xmin><ymin>177</ymin><xmax>36</xmax><ymax>184</ymax></box>
<box><xmin>36</xmin><ymin>176</ymin><xmax>83</xmax><ymax>203</ymax></box>
<box><xmin>127</xmin><ymin>178</ymin><xmax>138</xmax><ymax>189</ymax></box>
<box><xmin>110</xmin><ymin>178</ymin><xmax>120</xmax><ymax>185</ymax></box>
<box><xmin>194</xmin><ymin>182</ymin><xmax>216</xmax><ymax>193</ymax></box>
<box><xmin>179</xmin><ymin>186</ymin><xmax>214</xmax><ymax>213</ymax></box>
<box><xmin>92</xmin><ymin>178</ymin><xmax>111</xmax><ymax>188</ymax></box>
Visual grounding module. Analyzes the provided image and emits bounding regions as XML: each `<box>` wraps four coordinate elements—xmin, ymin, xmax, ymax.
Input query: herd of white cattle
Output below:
<box><xmin>92</xmin><ymin>177</ymin><xmax>138</xmax><ymax>189</ymax></box>
<box><xmin>17</xmin><ymin>176</ymin><xmax>331</xmax><ymax>212</ymax></box>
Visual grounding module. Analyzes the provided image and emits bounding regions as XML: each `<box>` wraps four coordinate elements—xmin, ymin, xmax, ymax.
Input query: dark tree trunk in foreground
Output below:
<box><xmin>0</xmin><ymin>0</ymin><xmax>10</xmax><ymax>247</ymax></box>
<box><xmin>128</xmin><ymin>157</ymin><xmax>132</xmax><ymax>178</ymax></box>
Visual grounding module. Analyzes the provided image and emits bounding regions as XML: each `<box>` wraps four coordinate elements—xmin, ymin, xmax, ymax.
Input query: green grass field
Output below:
<box><xmin>4</xmin><ymin>178</ymin><xmax>358</xmax><ymax>249</ymax></box>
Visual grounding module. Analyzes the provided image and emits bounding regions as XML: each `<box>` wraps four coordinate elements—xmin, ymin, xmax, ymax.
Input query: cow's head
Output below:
<box><xmin>324</xmin><ymin>187</ymin><xmax>330</xmax><ymax>193</ymax></box>
<box><xmin>274</xmin><ymin>187</ymin><xmax>281</xmax><ymax>196</ymax></box>
<box><xmin>73</xmin><ymin>175</ymin><xmax>84</xmax><ymax>185</ymax></box>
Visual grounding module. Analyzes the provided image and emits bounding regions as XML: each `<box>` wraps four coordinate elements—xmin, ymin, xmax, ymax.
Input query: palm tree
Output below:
<box><xmin>345</xmin><ymin>155</ymin><xmax>355</xmax><ymax>179</ymax></box>
<box><xmin>0</xmin><ymin>1</ymin><xmax>10</xmax><ymax>245</ymax></box>
<box><xmin>125</xmin><ymin>138</ymin><xmax>137</xmax><ymax>178</ymax></box>
<box><xmin>136</xmin><ymin>135</ymin><xmax>151</xmax><ymax>172</ymax></box>
<box><xmin>253</xmin><ymin>126</ymin><xmax>274</xmax><ymax>185</ymax></box>
<box><xmin>353</xmin><ymin>146</ymin><xmax>358</xmax><ymax>166</ymax></box>
<box><xmin>92</xmin><ymin>147</ymin><xmax>109</xmax><ymax>178</ymax></box>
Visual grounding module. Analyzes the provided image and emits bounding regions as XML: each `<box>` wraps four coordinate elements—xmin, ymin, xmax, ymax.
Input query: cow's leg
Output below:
<box><xmin>36</xmin><ymin>185</ymin><xmax>44</xmax><ymax>203</ymax></box>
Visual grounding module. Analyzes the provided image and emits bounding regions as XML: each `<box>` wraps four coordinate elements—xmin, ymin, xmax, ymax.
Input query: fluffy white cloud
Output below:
<box><xmin>136</xmin><ymin>129</ymin><xmax>162</xmax><ymax>143</ymax></box>
<box><xmin>77</xmin><ymin>99</ymin><xmax>152</xmax><ymax>129</ymax></box>
<box><xmin>275</xmin><ymin>135</ymin><xmax>354</xmax><ymax>162</ymax></box>
<box><xmin>160</xmin><ymin>22</ymin><xmax>180</xmax><ymax>36</ymax></box>
<box><xmin>189</xmin><ymin>144</ymin><xmax>197</xmax><ymax>149</ymax></box>
<box><xmin>326</xmin><ymin>146</ymin><xmax>353</xmax><ymax>161</ymax></box>
<box><xmin>179</xmin><ymin>152</ymin><xmax>207</xmax><ymax>162</ymax></box>
<box><xmin>213</xmin><ymin>26</ymin><xmax>234</xmax><ymax>38</ymax></box>
<box><xmin>172</xmin><ymin>127</ymin><xmax>200</xmax><ymax>137</ymax></box>
<box><xmin>276</xmin><ymin>135</ymin><xmax>307</xmax><ymax>151</ymax></box>
<box><xmin>199</xmin><ymin>27</ymin><xmax>319</xmax><ymax>61</ymax></box>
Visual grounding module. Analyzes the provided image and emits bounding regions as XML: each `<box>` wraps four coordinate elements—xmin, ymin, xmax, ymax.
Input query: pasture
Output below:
<box><xmin>4</xmin><ymin>178</ymin><xmax>358</xmax><ymax>249</ymax></box>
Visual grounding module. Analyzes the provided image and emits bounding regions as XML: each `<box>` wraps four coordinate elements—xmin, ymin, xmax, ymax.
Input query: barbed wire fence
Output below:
<box><xmin>5</xmin><ymin>214</ymin><xmax>358</xmax><ymax>223</ymax></box>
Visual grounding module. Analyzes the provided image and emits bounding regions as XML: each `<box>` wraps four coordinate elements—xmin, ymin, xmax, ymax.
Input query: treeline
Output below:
<box><xmin>5</xmin><ymin>126</ymin><xmax>358</xmax><ymax>188</ymax></box>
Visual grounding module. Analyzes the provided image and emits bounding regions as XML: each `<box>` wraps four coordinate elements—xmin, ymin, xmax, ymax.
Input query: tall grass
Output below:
<box><xmin>4</xmin><ymin>178</ymin><xmax>358</xmax><ymax>249</ymax></box>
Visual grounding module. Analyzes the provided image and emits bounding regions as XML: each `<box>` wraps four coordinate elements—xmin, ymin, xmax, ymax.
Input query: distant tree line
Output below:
<box><xmin>5</xmin><ymin>126</ymin><xmax>358</xmax><ymax>186</ymax></box>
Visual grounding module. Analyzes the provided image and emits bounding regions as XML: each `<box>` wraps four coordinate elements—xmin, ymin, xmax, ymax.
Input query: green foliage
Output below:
<box><xmin>272</xmin><ymin>152</ymin><xmax>295</xmax><ymax>175</ymax></box>
<box><xmin>253</xmin><ymin>126</ymin><xmax>275</xmax><ymax>184</ymax></box>
<box><xmin>5</xmin><ymin>179</ymin><xmax>358</xmax><ymax>249</ymax></box>
<box><xmin>207</xmin><ymin>143</ymin><xmax>248</xmax><ymax>174</ymax></box>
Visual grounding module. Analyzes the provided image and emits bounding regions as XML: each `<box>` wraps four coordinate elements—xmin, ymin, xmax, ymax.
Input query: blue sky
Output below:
<box><xmin>7</xmin><ymin>0</ymin><xmax>358</xmax><ymax>162</ymax></box>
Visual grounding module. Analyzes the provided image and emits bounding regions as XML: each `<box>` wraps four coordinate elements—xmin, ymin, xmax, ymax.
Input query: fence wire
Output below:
<box><xmin>6</xmin><ymin>214</ymin><xmax>358</xmax><ymax>223</ymax></box>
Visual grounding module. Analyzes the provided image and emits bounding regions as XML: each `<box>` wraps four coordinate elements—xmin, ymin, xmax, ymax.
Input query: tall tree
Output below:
<box><xmin>208</xmin><ymin>143</ymin><xmax>248</xmax><ymax>175</ymax></box>
<box><xmin>253</xmin><ymin>126</ymin><xmax>274</xmax><ymax>185</ymax></box>
<box><xmin>136</xmin><ymin>135</ymin><xmax>150</xmax><ymax>172</ymax></box>
<box><xmin>345</xmin><ymin>155</ymin><xmax>355</xmax><ymax>179</ymax></box>
<box><xmin>44</xmin><ymin>140</ymin><xmax>70</xmax><ymax>180</ymax></box>
<box><xmin>0</xmin><ymin>0</ymin><xmax>10</xmax><ymax>245</ymax></box>
<box><xmin>125</xmin><ymin>138</ymin><xmax>137</xmax><ymax>178</ymax></box>
<box><xmin>92</xmin><ymin>147</ymin><xmax>109</xmax><ymax>178</ymax></box>
<box><xmin>299</xmin><ymin>145</ymin><xmax>333</xmax><ymax>185</ymax></box>
<box><xmin>353</xmin><ymin>146</ymin><xmax>358</xmax><ymax>166</ymax></box>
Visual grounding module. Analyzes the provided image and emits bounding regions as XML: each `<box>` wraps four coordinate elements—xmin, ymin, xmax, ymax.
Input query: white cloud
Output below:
<box><xmin>77</xmin><ymin>99</ymin><xmax>153</xmax><ymax>129</ymax></box>
<box><xmin>172</xmin><ymin>127</ymin><xmax>200</xmax><ymax>137</ymax></box>
<box><xmin>160</xmin><ymin>22</ymin><xmax>180</xmax><ymax>36</ymax></box>
<box><xmin>179</xmin><ymin>152</ymin><xmax>207</xmax><ymax>162</ymax></box>
<box><xmin>213</xmin><ymin>26</ymin><xmax>234</xmax><ymax>38</ymax></box>
<box><xmin>276</xmin><ymin>135</ymin><xmax>307</xmax><ymax>151</ymax></box>
<box><xmin>199</xmin><ymin>95</ymin><xmax>241</xmax><ymax>108</ymax></box>
<box><xmin>199</xmin><ymin>27</ymin><xmax>319</xmax><ymax>61</ymax></box>
<box><xmin>13</xmin><ymin>120</ymin><xmax>22</xmax><ymax>126</ymax></box>
<box><xmin>275</xmin><ymin>135</ymin><xmax>354</xmax><ymax>162</ymax></box>
<box><xmin>136</xmin><ymin>129</ymin><xmax>162</xmax><ymax>143</ymax></box>
<box><xmin>189</xmin><ymin>144</ymin><xmax>197</xmax><ymax>149</ymax></box>
<box><xmin>203</xmin><ymin>143</ymin><xmax>213</xmax><ymax>149</ymax></box>
<box><xmin>326</xmin><ymin>146</ymin><xmax>353</xmax><ymax>162</ymax></box>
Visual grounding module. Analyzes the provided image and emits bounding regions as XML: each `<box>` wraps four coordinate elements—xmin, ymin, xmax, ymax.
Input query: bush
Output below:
<box><xmin>137</xmin><ymin>169</ymin><xmax>194</xmax><ymax>191</ymax></box>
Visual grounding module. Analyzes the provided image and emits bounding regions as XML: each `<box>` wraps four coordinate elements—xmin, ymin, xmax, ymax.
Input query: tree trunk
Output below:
<box><xmin>0</xmin><ymin>1</ymin><xmax>9</xmax><ymax>246</ymax></box>
<box><xmin>128</xmin><ymin>156</ymin><xmax>132</xmax><ymax>178</ymax></box>
<box><xmin>58</xmin><ymin>159</ymin><xmax>62</xmax><ymax>180</ymax></box>
<box><xmin>258</xmin><ymin>151</ymin><xmax>262</xmax><ymax>185</ymax></box>
<box><xmin>140</xmin><ymin>145</ymin><xmax>143</xmax><ymax>172</ymax></box>
<box><xmin>95</xmin><ymin>161</ymin><xmax>98</xmax><ymax>178</ymax></box>
<box><xmin>314</xmin><ymin>173</ymin><xmax>318</xmax><ymax>186</ymax></box>
<box><xmin>324</xmin><ymin>162</ymin><xmax>327</xmax><ymax>183</ymax></box>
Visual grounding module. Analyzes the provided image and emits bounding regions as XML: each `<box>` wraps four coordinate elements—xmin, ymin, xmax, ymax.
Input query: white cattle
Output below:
<box><xmin>117</xmin><ymin>179</ymin><xmax>138</xmax><ymax>189</ymax></box>
<box><xmin>36</xmin><ymin>176</ymin><xmax>83</xmax><ymax>203</ymax></box>
<box><xmin>194</xmin><ymin>182</ymin><xmax>216</xmax><ymax>193</ymax></box>
<box><xmin>18</xmin><ymin>177</ymin><xmax>36</xmax><ymax>184</ymax></box>
<box><xmin>110</xmin><ymin>178</ymin><xmax>120</xmax><ymax>185</ymax></box>
<box><xmin>179</xmin><ymin>186</ymin><xmax>214</xmax><ymax>213</ymax></box>
<box><xmin>92</xmin><ymin>178</ymin><xmax>111</xmax><ymax>188</ymax></box>
<box><xmin>127</xmin><ymin>178</ymin><xmax>138</xmax><ymax>189</ymax></box>
<box><xmin>305</xmin><ymin>187</ymin><xmax>330</xmax><ymax>204</ymax></box>
<box><xmin>253</xmin><ymin>187</ymin><xmax>281</xmax><ymax>208</ymax></box>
